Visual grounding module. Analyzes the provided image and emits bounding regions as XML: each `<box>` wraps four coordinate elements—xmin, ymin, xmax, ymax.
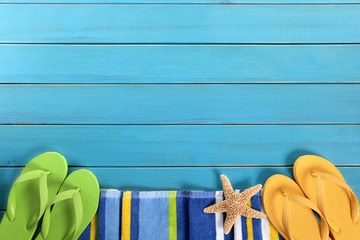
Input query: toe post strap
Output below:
<box><xmin>312</xmin><ymin>172</ymin><xmax>359</xmax><ymax>228</ymax></box>
<box><xmin>6</xmin><ymin>170</ymin><xmax>51</xmax><ymax>229</ymax></box>
<box><xmin>282</xmin><ymin>193</ymin><xmax>330</xmax><ymax>240</ymax></box>
<box><xmin>41</xmin><ymin>188</ymin><xmax>83</xmax><ymax>240</ymax></box>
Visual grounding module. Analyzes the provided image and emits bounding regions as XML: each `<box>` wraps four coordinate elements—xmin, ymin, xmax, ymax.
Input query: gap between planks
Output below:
<box><xmin>1</xmin><ymin>82</ymin><xmax>360</xmax><ymax>85</ymax></box>
<box><xmin>2</xmin><ymin>2</ymin><xmax>360</xmax><ymax>5</ymax></box>
<box><xmin>1</xmin><ymin>83</ymin><xmax>360</xmax><ymax>86</ymax></box>
<box><xmin>2</xmin><ymin>43</ymin><xmax>360</xmax><ymax>45</ymax></box>
<box><xmin>1</xmin><ymin>165</ymin><xmax>360</xmax><ymax>168</ymax></box>
<box><xmin>1</xmin><ymin>123</ymin><xmax>360</xmax><ymax>126</ymax></box>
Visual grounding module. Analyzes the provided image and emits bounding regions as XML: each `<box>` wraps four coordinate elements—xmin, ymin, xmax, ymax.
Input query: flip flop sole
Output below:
<box><xmin>0</xmin><ymin>152</ymin><xmax>68</xmax><ymax>239</ymax></box>
<box><xmin>35</xmin><ymin>169</ymin><xmax>100</xmax><ymax>240</ymax></box>
<box><xmin>294</xmin><ymin>155</ymin><xmax>360</xmax><ymax>239</ymax></box>
<box><xmin>263</xmin><ymin>174</ymin><xmax>324</xmax><ymax>240</ymax></box>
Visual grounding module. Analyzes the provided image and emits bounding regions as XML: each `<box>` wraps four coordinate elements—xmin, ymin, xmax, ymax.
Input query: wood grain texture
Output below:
<box><xmin>1</xmin><ymin>125</ymin><xmax>359</xmax><ymax>166</ymax></box>
<box><xmin>1</xmin><ymin>166</ymin><xmax>359</xmax><ymax>209</ymax></box>
<box><xmin>2</xmin><ymin>0</ymin><xmax>360</xmax><ymax>3</ymax></box>
<box><xmin>1</xmin><ymin>5</ymin><xmax>360</xmax><ymax>43</ymax></box>
<box><xmin>1</xmin><ymin>45</ymin><xmax>360</xmax><ymax>83</ymax></box>
<box><xmin>1</xmin><ymin>0</ymin><xmax>359</xmax><ymax>220</ymax></box>
<box><xmin>1</xmin><ymin>84</ymin><xmax>359</xmax><ymax>124</ymax></box>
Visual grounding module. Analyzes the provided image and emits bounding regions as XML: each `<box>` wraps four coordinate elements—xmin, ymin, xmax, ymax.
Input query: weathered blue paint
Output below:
<box><xmin>2</xmin><ymin>0</ymin><xmax>360</xmax><ymax>3</ymax></box>
<box><xmin>0</xmin><ymin>0</ymin><xmax>359</xmax><ymax>219</ymax></box>
<box><xmin>0</xmin><ymin>84</ymin><xmax>359</xmax><ymax>124</ymax></box>
<box><xmin>1</xmin><ymin>45</ymin><xmax>360</xmax><ymax>83</ymax></box>
<box><xmin>1</xmin><ymin>5</ymin><xmax>360</xmax><ymax>43</ymax></box>
<box><xmin>0</xmin><ymin>125</ymin><xmax>359</xmax><ymax>167</ymax></box>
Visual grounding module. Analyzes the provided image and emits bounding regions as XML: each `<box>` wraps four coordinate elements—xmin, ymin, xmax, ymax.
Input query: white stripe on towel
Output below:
<box><xmin>234</xmin><ymin>190</ymin><xmax>243</xmax><ymax>240</ymax></box>
<box><xmin>215</xmin><ymin>191</ymin><xmax>225</xmax><ymax>240</ymax></box>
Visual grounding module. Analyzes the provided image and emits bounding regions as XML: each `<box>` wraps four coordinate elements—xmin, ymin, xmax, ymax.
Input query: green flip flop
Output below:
<box><xmin>0</xmin><ymin>152</ymin><xmax>68</xmax><ymax>239</ymax></box>
<box><xmin>35</xmin><ymin>169</ymin><xmax>100</xmax><ymax>240</ymax></box>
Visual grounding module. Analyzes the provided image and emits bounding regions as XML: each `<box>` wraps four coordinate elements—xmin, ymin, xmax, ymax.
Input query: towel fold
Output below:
<box><xmin>79</xmin><ymin>190</ymin><xmax>284</xmax><ymax>240</ymax></box>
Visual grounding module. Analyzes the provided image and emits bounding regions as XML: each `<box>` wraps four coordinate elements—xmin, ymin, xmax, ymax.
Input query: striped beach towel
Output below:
<box><xmin>79</xmin><ymin>190</ymin><xmax>285</xmax><ymax>240</ymax></box>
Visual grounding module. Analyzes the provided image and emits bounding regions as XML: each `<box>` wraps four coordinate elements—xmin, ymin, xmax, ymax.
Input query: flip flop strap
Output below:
<box><xmin>6</xmin><ymin>170</ymin><xmax>50</xmax><ymax>229</ymax></box>
<box><xmin>41</xmin><ymin>188</ymin><xmax>83</xmax><ymax>240</ymax></box>
<box><xmin>282</xmin><ymin>193</ymin><xmax>329</xmax><ymax>240</ymax></box>
<box><xmin>313</xmin><ymin>172</ymin><xmax>359</xmax><ymax>230</ymax></box>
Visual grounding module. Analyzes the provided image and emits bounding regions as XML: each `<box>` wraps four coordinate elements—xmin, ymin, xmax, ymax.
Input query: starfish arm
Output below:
<box><xmin>241</xmin><ymin>205</ymin><xmax>267</xmax><ymax>219</ymax></box>
<box><xmin>240</xmin><ymin>184</ymin><xmax>262</xmax><ymax>202</ymax></box>
<box><xmin>221</xmin><ymin>175</ymin><xmax>236</xmax><ymax>199</ymax></box>
<box><xmin>224</xmin><ymin>213</ymin><xmax>239</xmax><ymax>234</ymax></box>
<box><xmin>203</xmin><ymin>200</ymin><xmax>228</xmax><ymax>213</ymax></box>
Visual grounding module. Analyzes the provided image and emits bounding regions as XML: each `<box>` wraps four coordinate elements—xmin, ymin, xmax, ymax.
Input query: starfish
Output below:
<box><xmin>203</xmin><ymin>175</ymin><xmax>266</xmax><ymax>234</ymax></box>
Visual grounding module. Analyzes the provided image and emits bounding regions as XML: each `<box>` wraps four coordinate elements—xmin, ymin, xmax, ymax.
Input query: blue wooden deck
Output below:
<box><xmin>1</xmin><ymin>0</ymin><xmax>360</xmax><ymax>220</ymax></box>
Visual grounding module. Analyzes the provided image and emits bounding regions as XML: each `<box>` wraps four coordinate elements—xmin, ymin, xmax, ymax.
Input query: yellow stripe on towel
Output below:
<box><xmin>269</xmin><ymin>221</ymin><xmax>279</xmax><ymax>240</ymax></box>
<box><xmin>90</xmin><ymin>213</ymin><xmax>98</xmax><ymax>240</ymax></box>
<box><xmin>169</xmin><ymin>191</ymin><xmax>177</xmax><ymax>240</ymax></box>
<box><xmin>122</xmin><ymin>191</ymin><xmax>132</xmax><ymax>240</ymax></box>
<box><xmin>246</xmin><ymin>200</ymin><xmax>253</xmax><ymax>240</ymax></box>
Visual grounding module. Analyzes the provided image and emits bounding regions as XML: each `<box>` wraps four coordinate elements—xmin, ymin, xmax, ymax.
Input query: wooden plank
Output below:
<box><xmin>2</xmin><ymin>45</ymin><xmax>360</xmax><ymax>83</ymax></box>
<box><xmin>1</xmin><ymin>5</ymin><xmax>360</xmax><ymax>43</ymax></box>
<box><xmin>3</xmin><ymin>0</ymin><xmax>360</xmax><ymax>3</ymax></box>
<box><xmin>1</xmin><ymin>84</ymin><xmax>359</xmax><ymax>124</ymax></box>
<box><xmin>1</xmin><ymin>125</ymin><xmax>359</xmax><ymax>166</ymax></box>
<box><xmin>0</xmin><ymin>166</ymin><xmax>359</xmax><ymax>209</ymax></box>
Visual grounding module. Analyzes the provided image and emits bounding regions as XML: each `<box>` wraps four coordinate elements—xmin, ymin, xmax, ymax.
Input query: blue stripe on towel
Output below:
<box><xmin>130</xmin><ymin>191</ymin><xmax>140</xmax><ymax>240</ymax></box>
<box><xmin>118</xmin><ymin>191</ymin><xmax>123</xmax><ymax>240</ymax></box>
<box><xmin>251</xmin><ymin>193</ymin><xmax>263</xmax><ymax>240</ymax></box>
<box><xmin>225</xmin><ymin>223</ymin><xmax>235</xmax><ymax>240</ymax></box>
<box><xmin>98</xmin><ymin>190</ymin><xmax>107</xmax><ymax>240</ymax></box>
<box><xmin>241</xmin><ymin>215</ymin><xmax>248</xmax><ymax>239</ymax></box>
<box><xmin>189</xmin><ymin>191</ymin><xmax>216</xmax><ymax>240</ymax></box>
<box><xmin>138</xmin><ymin>191</ymin><xmax>169</xmax><ymax>240</ymax></box>
<box><xmin>105</xmin><ymin>190</ymin><xmax>121</xmax><ymax>240</ymax></box>
<box><xmin>224</xmin><ymin>221</ymin><xmax>235</xmax><ymax>239</ymax></box>
<box><xmin>240</xmin><ymin>190</ymin><xmax>248</xmax><ymax>240</ymax></box>
<box><xmin>91</xmin><ymin>189</ymin><xmax>283</xmax><ymax>240</ymax></box>
<box><xmin>279</xmin><ymin>233</ymin><xmax>286</xmax><ymax>240</ymax></box>
<box><xmin>177</xmin><ymin>191</ymin><xmax>190</xmax><ymax>240</ymax></box>
<box><xmin>78</xmin><ymin>222</ymin><xmax>90</xmax><ymax>240</ymax></box>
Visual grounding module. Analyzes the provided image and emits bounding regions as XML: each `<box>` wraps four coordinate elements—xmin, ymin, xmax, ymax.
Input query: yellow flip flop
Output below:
<box><xmin>294</xmin><ymin>155</ymin><xmax>360</xmax><ymax>239</ymax></box>
<box><xmin>263</xmin><ymin>174</ymin><xmax>330</xmax><ymax>240</ymax></box>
